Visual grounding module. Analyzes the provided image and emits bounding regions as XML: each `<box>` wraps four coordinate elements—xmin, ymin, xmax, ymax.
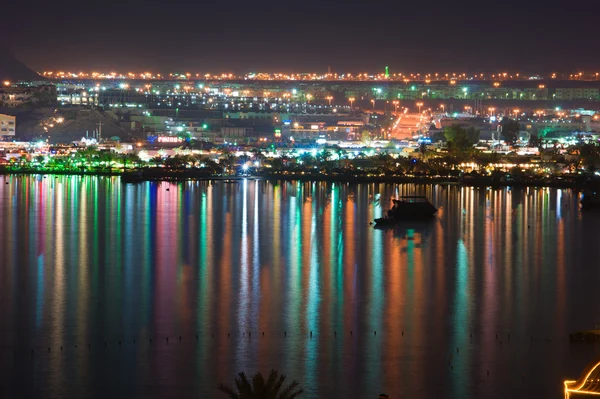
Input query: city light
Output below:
<box><xmin>4</xmin><ymin>6</ymin><xmax>600</xmax><ymax>399</ymax></box>
<box><xmin>39</xmin><ymin>69</ymin><xmax>600</xmax><ymax>82</ymax></box>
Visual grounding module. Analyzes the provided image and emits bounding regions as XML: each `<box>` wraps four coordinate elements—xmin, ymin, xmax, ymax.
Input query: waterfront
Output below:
<box><xmin>1</xmin><ymin>175</ymin><xmax>600</xmax><ymax>398</ymax></box>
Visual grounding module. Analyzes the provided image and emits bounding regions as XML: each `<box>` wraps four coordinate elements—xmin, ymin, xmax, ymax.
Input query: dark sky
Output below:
<box><xmin>3</xmin><ymin>0</ymin><xmax>599</xmax><ymax>74</ymax></box>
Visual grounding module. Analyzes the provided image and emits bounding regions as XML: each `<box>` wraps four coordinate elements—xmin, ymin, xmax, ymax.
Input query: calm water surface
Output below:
<box><xmin>1</xmin><ymin>175</ymin><xmax>600</xmax><ymax>399</ymax></box>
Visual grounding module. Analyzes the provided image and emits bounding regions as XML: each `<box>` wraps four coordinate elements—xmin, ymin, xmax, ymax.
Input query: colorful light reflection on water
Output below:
<box><xmin>1</xmin><ymin>175</ymin><xmax>600</xmax><ymax>399</ymax></box>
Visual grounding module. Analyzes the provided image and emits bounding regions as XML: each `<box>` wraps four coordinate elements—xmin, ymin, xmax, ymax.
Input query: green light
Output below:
<box><xmin>202</xmin><ymin>124</ymin><xmax>208</xmax><ymax>129</ymax></box>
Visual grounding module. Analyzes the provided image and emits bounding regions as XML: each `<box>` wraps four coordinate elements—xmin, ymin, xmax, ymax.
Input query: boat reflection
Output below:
<box><xmin>374</xmin><ymin>218</ymin><xmax>436</xmax><ymax>242</ymax></box>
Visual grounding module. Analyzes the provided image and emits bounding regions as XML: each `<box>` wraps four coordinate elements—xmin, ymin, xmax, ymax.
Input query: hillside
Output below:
<box><xmin>0</xmin><ymin>51</ymin><xmax>45</xmax><ymax>82</ymax></box>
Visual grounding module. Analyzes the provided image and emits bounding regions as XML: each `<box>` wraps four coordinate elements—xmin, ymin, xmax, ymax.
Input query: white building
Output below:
<box><xmin>0</xmin><ymin>114</ymin><xmax>16</xmax><ymax>137</ymax></box>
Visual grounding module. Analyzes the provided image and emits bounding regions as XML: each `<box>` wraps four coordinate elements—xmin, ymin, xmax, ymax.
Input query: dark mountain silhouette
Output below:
<box><xmin>0</xmin><ymin>49</ymin><xmax>45</xmax><ymax>82</ymax></box>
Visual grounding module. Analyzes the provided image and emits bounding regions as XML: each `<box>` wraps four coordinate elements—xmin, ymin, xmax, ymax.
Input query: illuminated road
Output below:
<box><xmin>390</xmin><ymin>110</ymin><xmax>431</xmax><ymax>139</ymax></box>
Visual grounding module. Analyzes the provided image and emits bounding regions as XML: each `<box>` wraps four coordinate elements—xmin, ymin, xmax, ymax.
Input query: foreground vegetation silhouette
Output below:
<box><xmin>218</xmin><ymin>369</ymin><xmax>303</xmax><ymax>399</ymax></box>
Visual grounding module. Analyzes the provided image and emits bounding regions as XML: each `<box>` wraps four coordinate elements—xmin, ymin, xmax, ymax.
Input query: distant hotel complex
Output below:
<box><xmin>2</xmin><ymin>62</ymin><xmax>600</xmax><ymax>182</ymax></box>
<box><xmin>2</xmin><ymin>66</ymin><xmax>600</xmax><ymax>144</ymax></box>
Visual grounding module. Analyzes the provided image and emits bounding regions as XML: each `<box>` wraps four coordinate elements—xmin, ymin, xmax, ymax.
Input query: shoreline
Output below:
<box><xmin>1</xmin><ymin>168</ymin><xmax>597</xmax><ymax>189</ymax></box>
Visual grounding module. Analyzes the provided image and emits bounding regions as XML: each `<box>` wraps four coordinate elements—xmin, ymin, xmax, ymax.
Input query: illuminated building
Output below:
<box><xmin>0</xmin><ymin>114</ymin><xmax>16</xmax><ymax>137</ymax></box>
<box><xmin>220</xmin><ymin>127</ymin><xmax>254</xmax><ymax>139</ymax></box>
<box><xmin>555</xmin><ymin>88</ymin><xmax>600</xmax><ymax>101</ymax></box>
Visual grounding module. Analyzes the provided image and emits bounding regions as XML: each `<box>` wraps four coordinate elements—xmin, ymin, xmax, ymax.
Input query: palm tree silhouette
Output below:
<box><xmin>218</xmin><ymin>369</ymin><xmax>303</xmax><ymax>399</ymax></box>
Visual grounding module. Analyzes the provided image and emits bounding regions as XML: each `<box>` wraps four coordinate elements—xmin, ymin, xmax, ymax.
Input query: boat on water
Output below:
<box><xmin>374</xmin><ymin>196</ymin><xmax>437</xmax><ymax>225</ymax></box>
<box><xmin>581</xmin><ymin>189</ymin><xmax>600</xmax><ymax>210</ymax></box>
<box><xmin>570</xmin><ymin>329</ymin><xmax>600</xmax><ymax>342</ymax></box>
<box><xmin>570</xmin><ymin>323</ymin><xmax>600</xmax><ymax>342</ymax></box>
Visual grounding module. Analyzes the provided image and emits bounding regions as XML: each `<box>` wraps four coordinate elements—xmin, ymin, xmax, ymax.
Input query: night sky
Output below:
<box><xmin>3</xmin><ymin>0</ymin><xmax>599</xmax><ymax>74</ymax></box>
